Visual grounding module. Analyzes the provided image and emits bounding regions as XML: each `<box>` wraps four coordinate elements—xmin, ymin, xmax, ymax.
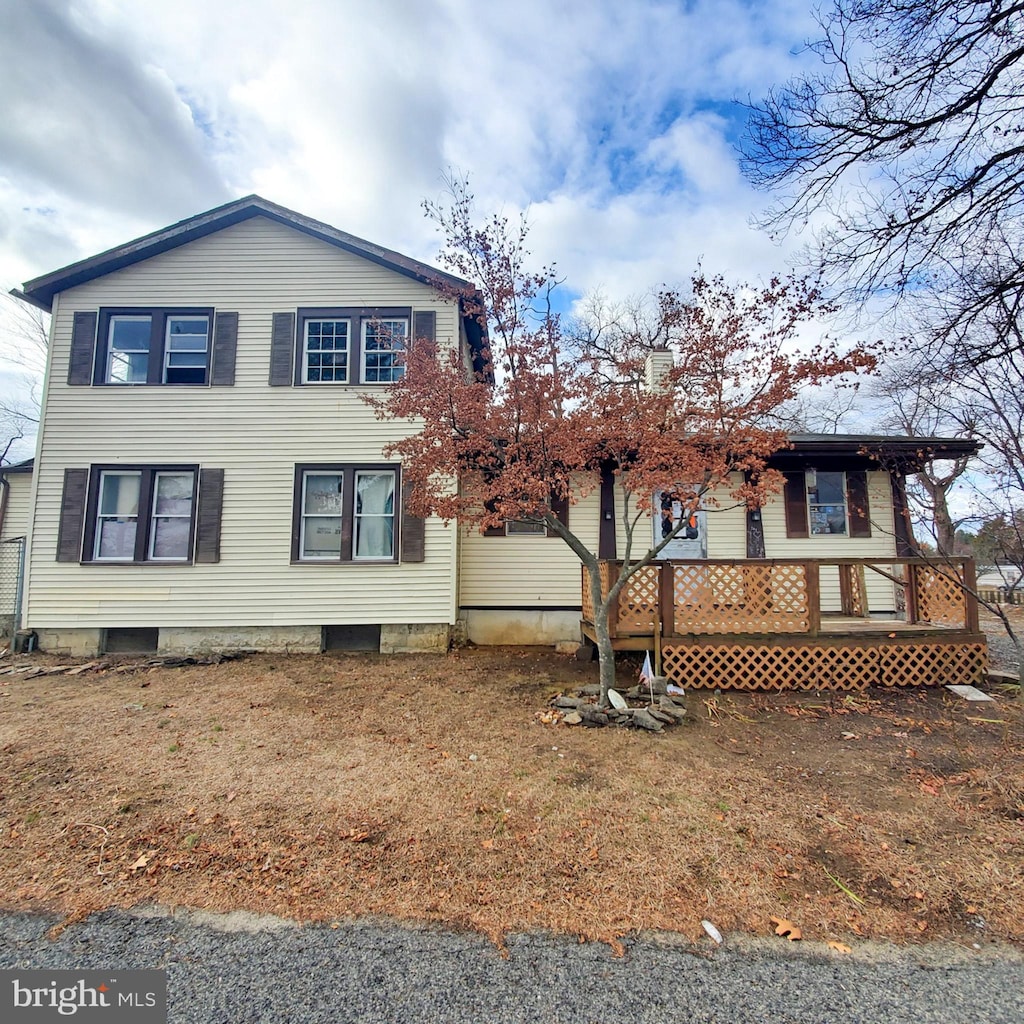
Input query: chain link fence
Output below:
<box><xmin>0</xmin><ymin>536</ymin><xmax>26</xmax><ymax>639</ymax></box>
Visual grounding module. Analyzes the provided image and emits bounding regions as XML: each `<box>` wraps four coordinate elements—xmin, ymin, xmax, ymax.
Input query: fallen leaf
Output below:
<box><xmin>480</xmin><ymin>838</ymin><xmax>495</xmax><ymax>850</ymax></box>
<box><xmin>130</xmin><ymin>853</ymin><xmax>150</xmax><ymax>872</ymax></box>
<box><xmin>226</xmin><ymin>790</ymin><xmax>237</xmax><ymax>803</ymax></box>
<box><xmin>770</xmin><ymin>916</ymin><xmax>802</xmax><ymax>941</ymax></box>
<box><xmin>917</xmin><ymin>920</ymin><xmax>928</xmax><ymax>932</ymax></box>
<box><xmin>347</xmin><ymin>830</ymin><xmax>371</xmax><ymax>843</ymax></box>
<box><xmin>827</xmin><ymin>940</ymin><xmax>852</xmax><ymax>954</ymax></box>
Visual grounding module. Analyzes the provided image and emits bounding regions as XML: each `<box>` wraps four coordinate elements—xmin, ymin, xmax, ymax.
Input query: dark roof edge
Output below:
<box><xmin>20</xmin><ymin>195</ymin><xmax>475</xmax><ymax>311</ymax></box>
<box><xmin>775</xmin><ymin>433</ymin><xmax>980</xmax><ymax>471</ymax></box>
<box><xmin>0</xmin><ymin>458</ymin><xmax>34</xmax><ymax>474</ymax></box>
<box><xmin>8</xmin><ymin>288</ymin><xmax>50</xmax><ymax>314</ymax></box>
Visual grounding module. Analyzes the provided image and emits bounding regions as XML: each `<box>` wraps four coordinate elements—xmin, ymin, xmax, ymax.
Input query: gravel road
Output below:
<box><xmin>1</xmin><ymin>908</ymin><xmax>1022</xmax><ymax>1024</ymax></box>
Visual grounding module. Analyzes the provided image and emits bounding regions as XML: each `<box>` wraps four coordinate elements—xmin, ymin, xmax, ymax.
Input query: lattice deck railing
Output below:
<box><xmin>582</xmin><ymin>558</ymin><xmax>980</xmax><ymax>639</ymax></box>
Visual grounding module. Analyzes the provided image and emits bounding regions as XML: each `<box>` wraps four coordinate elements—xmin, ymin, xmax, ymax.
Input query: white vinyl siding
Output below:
<box><xmin>24</xmin><ymin>217</ymin><xmax>460</xmax><ymax>628</ymax></box>
<box><xmin>459</xmin><ymin>486</ymin><xmax>601</xmax><ymax>608</ymax></box>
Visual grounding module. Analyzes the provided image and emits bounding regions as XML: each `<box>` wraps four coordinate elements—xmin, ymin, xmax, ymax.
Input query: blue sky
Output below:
<box><xmin>0</xmin><ymin>0</ymin><xmax>829</xmax><ymax>451</ymax></box>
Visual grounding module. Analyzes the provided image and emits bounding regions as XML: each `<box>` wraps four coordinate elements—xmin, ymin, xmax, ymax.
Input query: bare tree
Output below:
<box><xmin>873</xmin><ymin>357</ymin><xmax>977</xmax><ymax>554</ymax></box>
<box><xmin>0</xmin><ymin>292</ymin><xmax>48</xmax><ymax>463</ymax></box>
<box><xmin>743</xmin><ymin>0</ymin><xmax>1024</xmax><ymax>355</ymax></box>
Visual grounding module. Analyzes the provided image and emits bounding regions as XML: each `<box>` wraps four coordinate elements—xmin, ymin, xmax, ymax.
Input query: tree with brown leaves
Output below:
<box><xmin>373</xmin><ymin>179</ymin><xmax>875</xmax><ymax>704</ymax></box>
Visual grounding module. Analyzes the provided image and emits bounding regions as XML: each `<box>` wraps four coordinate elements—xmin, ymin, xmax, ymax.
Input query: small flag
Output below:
<box><xmin>639</xmin><ymin>651</ymin><xmax>654</xmax><ymax>685</ymax></box>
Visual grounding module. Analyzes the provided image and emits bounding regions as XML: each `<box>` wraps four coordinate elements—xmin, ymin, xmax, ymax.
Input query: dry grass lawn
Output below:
<box><xmin>0</xmin><ymin>644</ymin><xmax>1021</xmax><ymax>951</ymax></box>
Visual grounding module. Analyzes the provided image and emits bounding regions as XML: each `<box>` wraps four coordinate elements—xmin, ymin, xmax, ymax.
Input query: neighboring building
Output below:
<box><xmin>10</xmin><ymin>197</ymin><xmax>981</xmax><ymax>670</ymax></box>
<box><xmin>0</xmin><ymin>459</ymin><xmax>33</xmax><ymax>637</ymax></box>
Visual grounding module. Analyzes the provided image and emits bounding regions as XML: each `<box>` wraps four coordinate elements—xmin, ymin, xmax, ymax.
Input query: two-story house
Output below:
<box><xmin>12</xmin><ymin>196</ymin><xmax>487</xmax><ymax>656</ymax></box>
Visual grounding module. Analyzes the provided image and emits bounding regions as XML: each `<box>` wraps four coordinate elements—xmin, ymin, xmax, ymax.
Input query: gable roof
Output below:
<box><xmin>16</xmin><ymin>195</ymin><xmax>476</xmax><ymax>312</ymax></box>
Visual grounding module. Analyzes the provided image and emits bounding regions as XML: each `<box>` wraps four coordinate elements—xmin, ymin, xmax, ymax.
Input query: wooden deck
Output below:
<box><xmin>581</xmin><ymin>558</ymin><xmax>987</xmax><ymax>692</ymax></box>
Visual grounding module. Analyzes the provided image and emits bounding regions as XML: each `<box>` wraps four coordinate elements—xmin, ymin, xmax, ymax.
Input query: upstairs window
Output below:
<box><xmin>97</xmin><ymin>308</ymin><xmax>212</xmax><ymax>385</ymax></box>
<box><xmin>164</xmin><ymin>316</ymin><xmax>210</xmax><ymax>384</ymax></box>
<box><xmin>304</xmin><ymin>319</ymin><xmax>350</xmax><ymax>383</ymax></box>
<box><xmin>107</xmin><ymin>316</ymin><xmax>152</xmax><ymax>383</ymax></box>
<box><xmin>288</xmin><ymin>308</ymin><xmax>412</xmax><ymax>386</ymax></box>
<box><xmin>362</xmin><ymin>318</ymin><xmax>408</xmax><ymax>383</ymax></box>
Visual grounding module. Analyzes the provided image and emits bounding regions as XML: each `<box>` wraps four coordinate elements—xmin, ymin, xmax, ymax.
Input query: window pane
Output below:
<box><xmin>304</xmin><ymin>474</ymin><xmax>343</xmax><ymax>514</ymax></box>
<box><xmin>97</xmin><ymin>519</ymin><xmax>137</xmax><ymax>559</ymax></box>
<box><xmin>99</xmin><ymin>473</ymin><xmax>140</xmax><ymax>516</ymax></box>
<box><xmin>151</xmin><ymin>517</ymin><xmax>191</xmax><ymax>559</ymax></box>
<box><xmin>809</xmin><ymin>472</ymin><xmax>847</xmax><ymax>535</ymax></box>
<box><xmin>107</xmin><ymin>317</ymin><xmax>150</xmax><ymax>383</ymax></box>
<box><xmin>302</xmin><ymin>519</ymin><xmax>342</xmax><ymax>559</ymax></box>
<box><xmin>507</xmin><ymin>520</ymin><xmax>546</xmax><ymax>536</ymax></box>
<box><xmin>354</xmin><ymin>472</ymin><xmax>395</xmax><ymax>558</ymax></box>
<box><xmin>153</xmin><ymin>473</ymin><xmax>193</xmax><ymax>515</ymax></box>
<box><xmin>109</xmin><ymin>317</ymin><xmax>151</xmax><ymax>350</ymax></box>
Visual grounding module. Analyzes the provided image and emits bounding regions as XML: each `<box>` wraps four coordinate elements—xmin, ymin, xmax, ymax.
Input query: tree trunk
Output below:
<box><xmin>586</xmin><ymin>565</ymin><xmax>617</xmax><ymax>706</ymax></box>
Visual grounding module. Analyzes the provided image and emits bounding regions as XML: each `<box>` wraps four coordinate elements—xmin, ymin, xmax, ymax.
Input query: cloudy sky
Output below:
<box><xmin>0</xmin><ymin>0</ymin><xmax>827</xmax><ymax>445</ymax></box>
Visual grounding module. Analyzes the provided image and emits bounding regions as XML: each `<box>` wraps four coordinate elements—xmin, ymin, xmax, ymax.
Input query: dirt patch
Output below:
<box><xmin>0</xmin><ymin>646</ymin><xmax>1020</xmax><ymax>950</ymax></box>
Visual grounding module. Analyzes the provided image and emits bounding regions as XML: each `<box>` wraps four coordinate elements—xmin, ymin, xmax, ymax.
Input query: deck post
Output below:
<box><xmin>962</xmin><ymin>558</ymin><xmax>980</xmax><ymax>633</ymax></box>
<box><xmin>906</xmin><ymin>562</ymin><xmax>920</xmax><ymax>625</ymax></box>
<box><xmin>805</xmin><ymin>561</ymin><xmax>820</xmax><ymax>637</ymax></box>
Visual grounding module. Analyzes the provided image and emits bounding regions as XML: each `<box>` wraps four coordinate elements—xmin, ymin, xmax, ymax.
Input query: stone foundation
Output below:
<box><xmin>158</xmin><ymin>626</ymin><xmax>322</xmax><ymax>655</ymax></box>
<box><xmin>32</xmin><ymin>623</ymin><xmax>451</xmax><ymax>657</ymax></box>
<box><xmin>34</xmin><ymin>628</ymin><xmax>104</xmax><ymax>658</ymax></box>
<box><xmin>379</xmin><ymin>622</ymin><xmax>451</xmax><ymax>654</ymax></box>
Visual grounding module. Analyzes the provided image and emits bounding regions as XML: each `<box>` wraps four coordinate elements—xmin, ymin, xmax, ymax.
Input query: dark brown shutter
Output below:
<box><xmin>783</xmin><ymin>471</ymin><xmax>809</xmax><ymax>538</ymax></box>
<box><xmin>211</xmin><ymin>312</ymin><xmax>238</xmax><ymax>386</ymax></box>
<box><xmin>846</xmin><ymin>470</ymin><xmax>872</xmax><ymax>538</ymax></box>
<box><xmin>269</xmin><ymin>312</ymin><xmax>295</xmax><ymax>385</ymax></box>
<box><xmin>412</xmin><ymin>310</ymin><xmax>436</xmax><ymax>348</ymax></box>
<box><xmin>400</xmin><ymin>482</ymin><xmax>425</xmax><ymax>562</ymax></box>
<box><xmin>68</xmin><ymin>311</ymin><xmax>97</xmax><ymax>385</ymax></box>
<box><xmin>57</xmin><ymin>468</ymin><xmax>89</xmax><ymax>561</ymax></box>
<box><xmin>194</xmin><ymin>468</ymin><xmax>224</xmax><ymax>563</ymax></box>
<box><xmin>547</xmin><ymin>489</ymin><xmax>569</xmax><ymax>536</ymax></box>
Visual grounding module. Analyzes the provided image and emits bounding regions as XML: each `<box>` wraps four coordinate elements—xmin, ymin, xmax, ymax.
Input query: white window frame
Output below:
<box><xmin>147</xmin><ymin>471</ymin><xmax>197</xmax><ymax>561</ymax></box>
<box><xmin>299</xmin><ymin>472</ymin><xmax>344</xmax><ymax>561</ymax></box>
<box><xmin>94</xmin><ymin>471</ymin><xmax>142</xmax><ymax>561</ymax></box>
<box><xmin>361</xmin><ymin>318</ymin><xmax>409</xmax><ymax>384</ymax></box>
<box><xmin>106</xmin><ymin>315</ymin><xmax>152</xmax><ymax>384</ymax></box>
<box><xmin>303</xmin><ymin>318</ymin><xmax>351</xmax><ymax>384</ymax></box>
<box><xmin>163</xmin><ymin>315</ymin><xmax>210</xmax><ymax>385</ymax></box>
<box><xmin>353</xmin><ymin>470</ymin><xmax>397</xmax><ymax>560</ymax></box>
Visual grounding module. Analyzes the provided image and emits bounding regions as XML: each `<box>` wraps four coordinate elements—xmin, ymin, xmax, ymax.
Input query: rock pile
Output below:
<box><xmin>550</xmin><ymin>684</ymin><xmax>686</xmax><ymax>732</ymax></box>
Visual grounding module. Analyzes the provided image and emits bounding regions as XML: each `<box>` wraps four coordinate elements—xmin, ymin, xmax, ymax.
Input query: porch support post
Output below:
<box><xmin>962</xmin><ymin>558</ymin><xmax>980</xmax><ymax>633</ymax></box>
<box><xmin>658</xmin><ymin>561</ymin><xmax>675</xmax><ymax>638</ymax></box>
<box><xmin>744</xmin><ymin>472</ymin><xmax>766</xmax><ymax>558</ymax></box>
<box><xmin>598</xmin><ymin>462</ymin><xmax>617</xmax><ymax>560</ymax></box>
<box><xmin>805</xmin><ymin>561</ymin><xmax>820</xmax><ymax>637</ymax></box>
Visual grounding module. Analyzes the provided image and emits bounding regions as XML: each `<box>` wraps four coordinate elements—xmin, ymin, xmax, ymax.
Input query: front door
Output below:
<box><xmin>654</xmin><ymin>491</ymin><xmax>707</xmax><ymax>560</ymax></box>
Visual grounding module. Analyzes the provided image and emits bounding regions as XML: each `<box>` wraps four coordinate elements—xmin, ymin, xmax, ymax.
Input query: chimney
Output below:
<box><xmin>644</xmin><ymin>347</ymin><xmax>674</xmax><ymax>393</ymax></box>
